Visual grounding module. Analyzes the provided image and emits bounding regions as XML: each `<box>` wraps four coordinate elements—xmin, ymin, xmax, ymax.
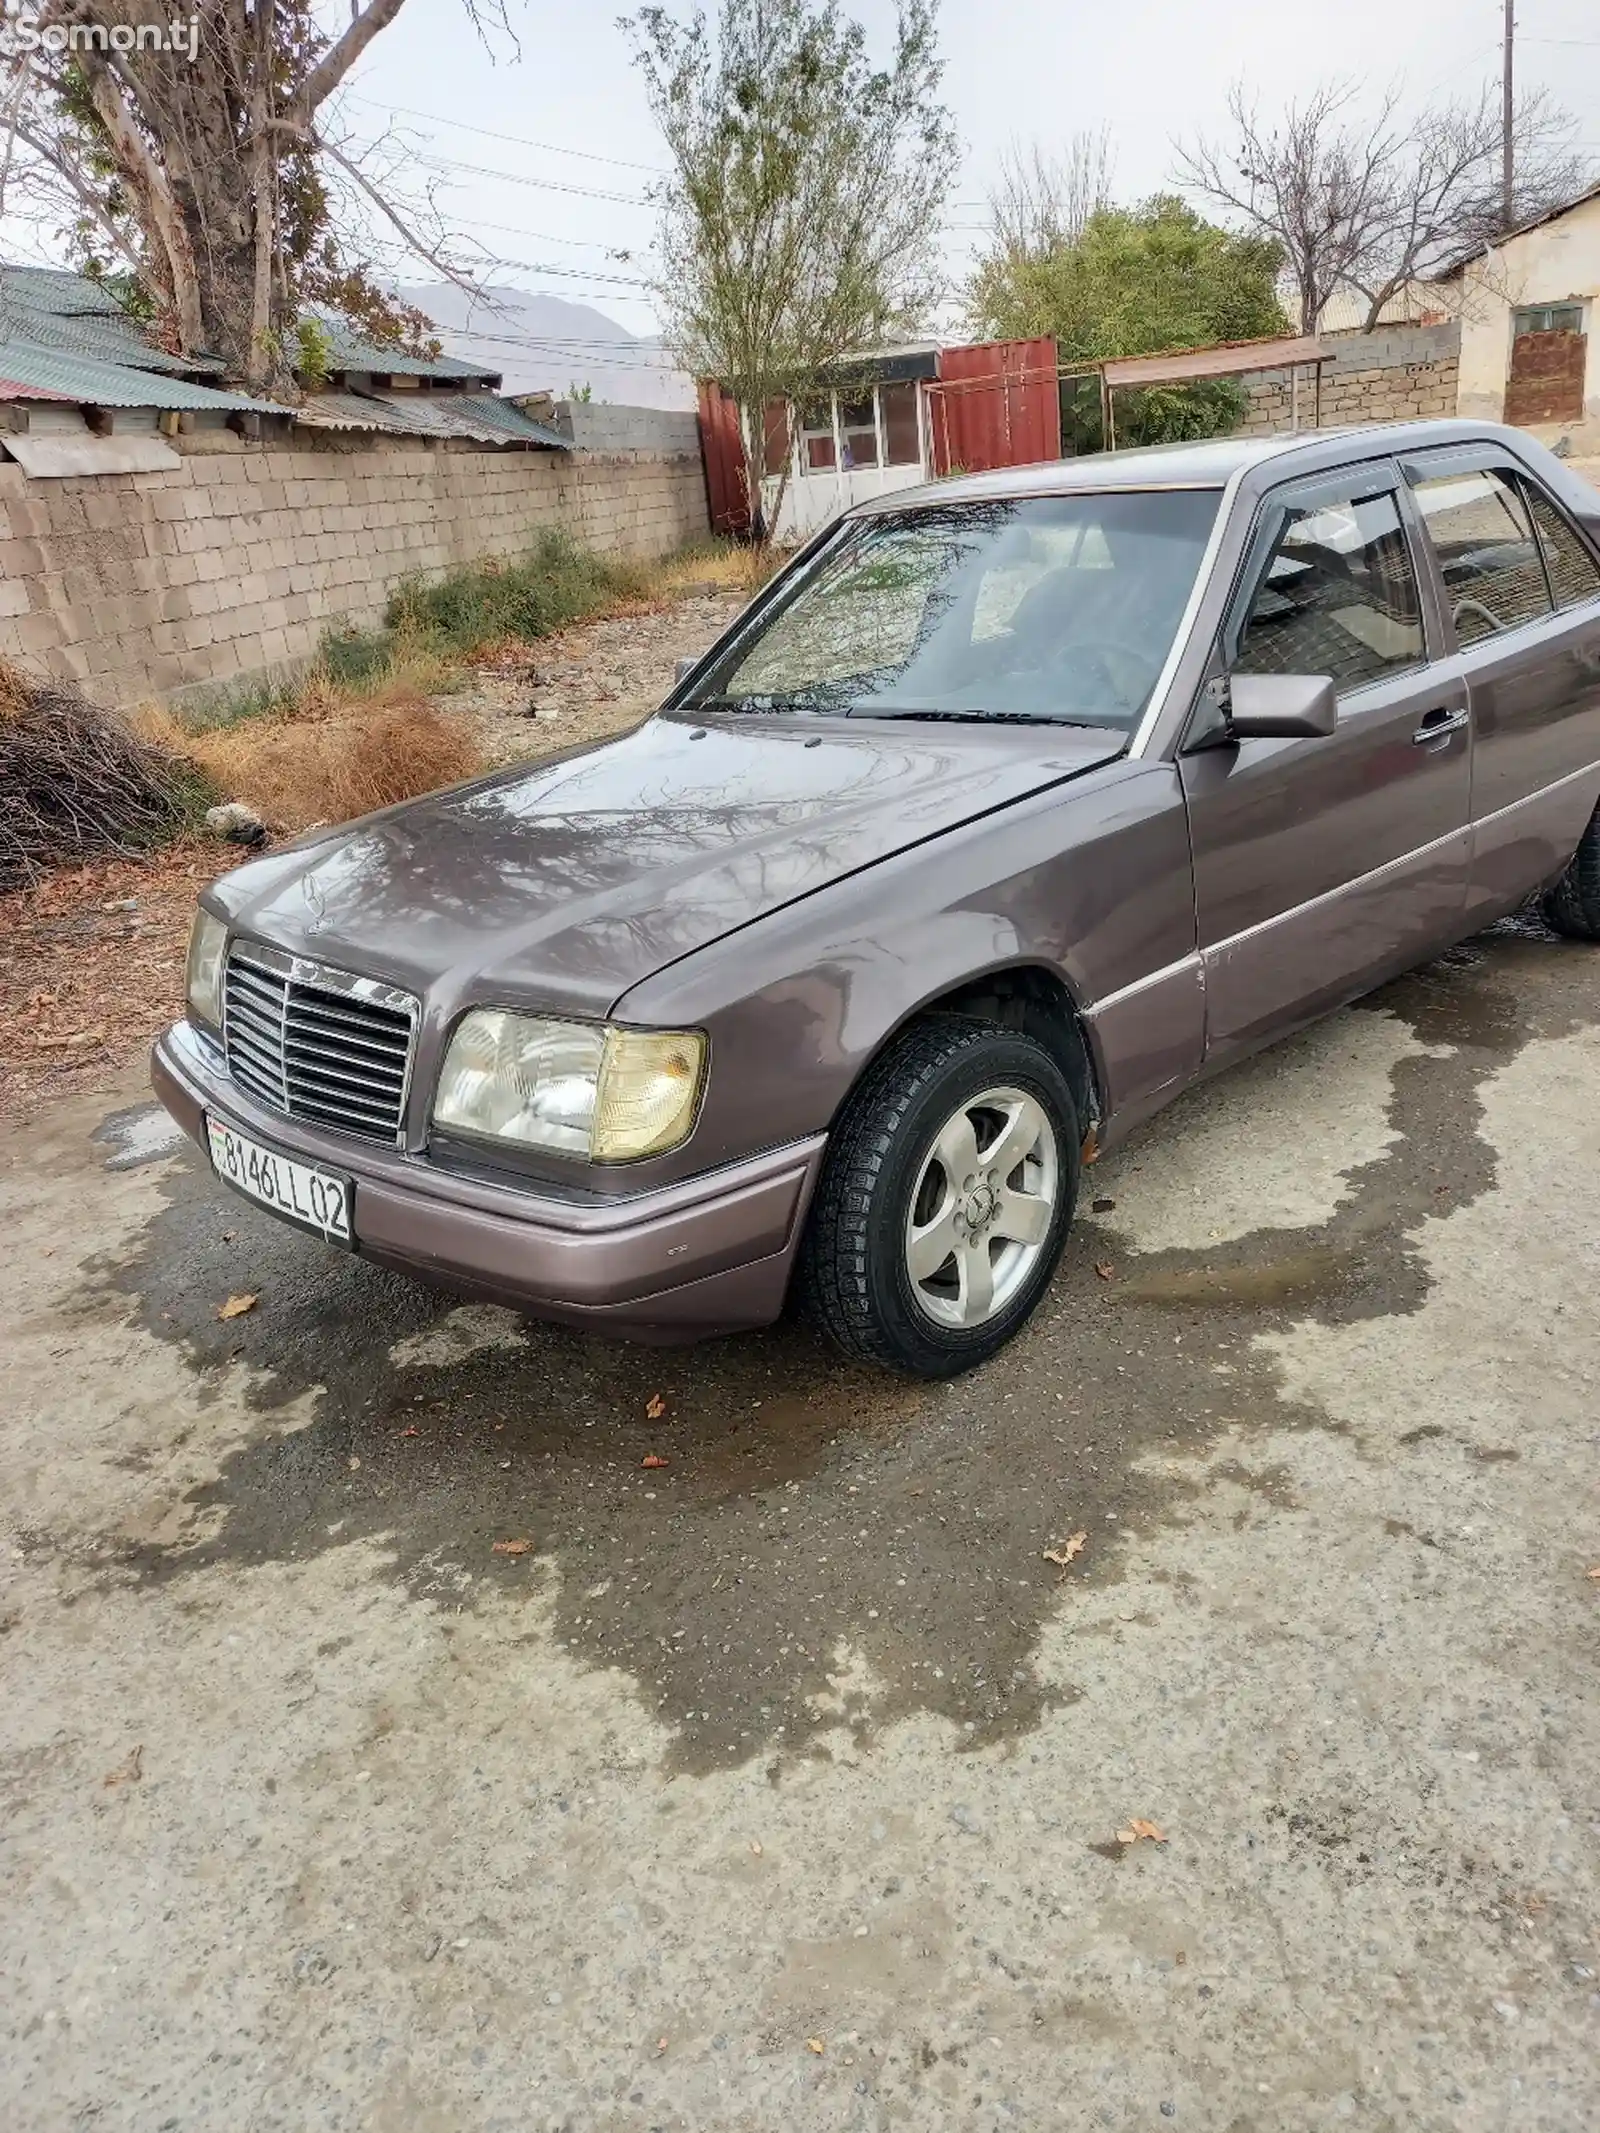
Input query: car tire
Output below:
<box><xmin>1543</xmin><ymin>802</ymin><xmax>1600</xmax><ymax>940</ymax></box>
<box><xmin>800</xmin><ymin>1016</ymin><xmax>1080</xmax><ymax>1378</ymax></box>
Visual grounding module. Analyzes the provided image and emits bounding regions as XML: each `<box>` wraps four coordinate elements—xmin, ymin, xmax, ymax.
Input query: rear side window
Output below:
<box><xmin>1232</xmin><ymin>485</ymin><xmax>1424</xmax><ymax>693</ymax></box>
<box><xmin>1409</xmin><ymin>468</ymin><xmax>1553</xmax><ymax>644</ymax></box>
<box><xmin>1522</xmin><ymin>484</ymin><xmax>1600</xmax><ymax>610</ymax></box>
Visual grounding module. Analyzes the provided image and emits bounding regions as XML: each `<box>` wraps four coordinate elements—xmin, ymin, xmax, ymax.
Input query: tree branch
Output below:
<box><xmin>297</xmin><ymin>0</ymin><xmax>412</xmax><ymax>120</ymax></box>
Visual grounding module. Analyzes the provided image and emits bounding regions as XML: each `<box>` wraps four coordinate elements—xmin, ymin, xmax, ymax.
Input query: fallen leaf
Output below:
<box><xmin>216</xmin><ymin>1292</ymin><xmax>258</xmax><ymax>1320</ymax></box>
<box><xmin>492</xmin><ymin>1538</ymin><xmax>534</xmax><ymax>1556</ymax></box>
<box><xmin>1092</xmin><ymin>1196</ymin><xmax>1116</xmax><ymax>1213</ymax></box>
<box><xmin>400</xmin><ymin>1427</ymin><xmax>419</xmax><ymax>1438</ymax></box>
<box><xmin>749</xmin><ymin>1839</ymin><xmax>763</xmax><ymax>1856</ymax></box>
<box><xmin>656</xmin><ymin>2035</ymin><xmax>669</xmax><ymax>2054</ymax></box>
<box><xmin>103</xmin><ymin>1744</ymin><xmax>143</xmax><ymax>1787</ymax></box>
<box><xmin>645</xmin><ymin>1392</ymin><xmax>667</xmax><ymax>1420</ymax></box>
<box><xmin>641</xmin><ymin>1453</ymin><xmax>670</xmax><ymax>1470</ymax></box>
<box><xmin>1094</xmin><ymin>1261</ymin><xmax>1116</xmax><ymax>1281</ymax></box>
<box><xmin>1115</xmin><ymin>1818</ymin><xmax>1167</xmax><ymax>1845</ymax></box>
<box><xmin>1043</xmin><ymin>1531</ymin><xmax>1088</xmax><ymax>1569</ymax></box>
<box><xmin>346</xmin><ymin>1456</ymin><xmax>360</xmax><ymax>1473</ymax></box>
<box><xmin>806</xmin><ymin>2037</ymin><xmax>826</xmax><ymax>2055</ymax></box>
<box><xmin>1587</xmin><ymin>1566</ymin><xmax>1600</xmax><ymax>1580</ymax></box>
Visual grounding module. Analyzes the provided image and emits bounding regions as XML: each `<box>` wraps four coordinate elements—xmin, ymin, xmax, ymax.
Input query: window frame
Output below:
<box><xmin>1399</xmin><ymin>443</ymin><xmax>1600</xmax><ymax>648</ymax></box>
<box><xmin>1217</xmin><ymin>460</ymin><xmax>1437</xmax><ymax>706</ymax></box>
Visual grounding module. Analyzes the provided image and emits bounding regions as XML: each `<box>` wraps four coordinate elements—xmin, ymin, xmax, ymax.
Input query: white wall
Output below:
<box><xmin>1454</xmin><ymin>192</ymin><xmax>1600</xmax><ymax>441</ymax></box>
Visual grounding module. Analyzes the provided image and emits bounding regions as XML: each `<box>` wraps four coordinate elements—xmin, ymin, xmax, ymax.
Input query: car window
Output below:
<box><xmin>1409</xmin><ymin>467</ymin><xmax>1553</xmax><ymax>645</ymax></box>
<box><xmin>1232</xmin><ymin>485</ymin><xmax>1425</xmax><ymax>693</ymax></box>
<box><xmin>699</xmin><ymin>490</ymin><xmax>1222</xmax><ymax>730</ymax></box>
<box><xmin>1521</xmin><ymin>482</ymin><xmax>1600</xmax><ymax>610</ymax></box>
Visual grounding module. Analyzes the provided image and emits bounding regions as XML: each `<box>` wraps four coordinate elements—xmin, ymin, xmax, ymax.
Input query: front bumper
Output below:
<box><xmin>151</xmin><ymin>1022</ymin><xmax>825</xmax><ymax>1342</ymax></box>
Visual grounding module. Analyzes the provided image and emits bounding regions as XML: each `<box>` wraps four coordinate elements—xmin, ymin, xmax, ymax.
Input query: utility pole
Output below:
<box><xmin>1502</xmin><ymin>0</ymin><xmax>1515</xmax><ymax>228</ymax></box>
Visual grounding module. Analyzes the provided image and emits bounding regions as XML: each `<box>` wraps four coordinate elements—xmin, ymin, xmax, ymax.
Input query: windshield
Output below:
<box><xmin>691</xmin><ymin>489</ymin><xmax>1221</xmax><ymax>731</ymax></box>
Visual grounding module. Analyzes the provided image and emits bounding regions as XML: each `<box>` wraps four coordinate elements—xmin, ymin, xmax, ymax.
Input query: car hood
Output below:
<box><xmin>212</xmin><ymin>714</ymin><xmax>1125</xmax><ymax>1017</ymax></box>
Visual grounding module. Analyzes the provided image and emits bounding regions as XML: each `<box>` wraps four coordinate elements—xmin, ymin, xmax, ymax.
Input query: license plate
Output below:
<box><xmin>205</xmin><ymin>1115</ymin><xmax>352</xmax><ymax>1244</ymax></box>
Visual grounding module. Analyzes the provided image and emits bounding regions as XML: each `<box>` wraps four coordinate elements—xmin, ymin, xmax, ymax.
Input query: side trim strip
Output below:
<box><xmin>1205</xmin><ymin>756</ymin><xmax>1600</xmax><ymax>961</ymax></box>
<box><xmin>1086</xmin><ymin>952</ymin><xmax>1203</xmax><ymax>1021</ymax></box>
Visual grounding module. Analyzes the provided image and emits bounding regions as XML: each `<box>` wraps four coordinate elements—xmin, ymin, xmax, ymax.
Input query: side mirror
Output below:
<box><xmin>674</xmin><ymin>656</ymin><xmax>698</xmax><ymax>685</ymax></box>
<box><xmin>1226</xmin><ymin>672</ymin><xmax>1337</xmax><ymax>740</ymax></box>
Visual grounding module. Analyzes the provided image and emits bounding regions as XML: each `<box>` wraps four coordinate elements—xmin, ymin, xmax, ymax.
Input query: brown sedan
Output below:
<box><xmin>153</xmin><ymin>420</ymin><xmax>1600</xmax><ymax>1375</ymax></box>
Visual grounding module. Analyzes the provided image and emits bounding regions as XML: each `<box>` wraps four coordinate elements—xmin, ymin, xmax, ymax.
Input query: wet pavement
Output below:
<box><xmin>4</xmin><ymin>920</ymin><xmax>1599</xmax><ymax>2131</ymax></box>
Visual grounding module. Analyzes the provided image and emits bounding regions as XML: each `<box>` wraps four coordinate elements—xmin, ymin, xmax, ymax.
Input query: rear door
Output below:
<box><xmin>1400</xmin><ymin>445</ymin><xmax>1600</xmax><ymax>924</ymax></box>
<box><xmin>1179</xmin><ymin>461</ymin><xmax>1471</xmax><ymax>1068</ymax></box>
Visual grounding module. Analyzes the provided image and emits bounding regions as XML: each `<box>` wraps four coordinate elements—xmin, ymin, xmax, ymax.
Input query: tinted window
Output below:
<box><xmin>1410</xmin><ymin>467</ymin><xmax>1553</xmax><ymax>645</ymax></box>
<box><xmin>697</xmin><ymin>490</ymin><xmax>1222</xmax><ymax>732</ymax></box>
<box><xmin>1233</xmin><ymin>486</ymin><xmax>1424</xmax><ymax>692</ymax></box>
<box><xmin>1522</xmin><ymin>484</ymin><xmax>1600</xmax><ymax>610</ymax></box>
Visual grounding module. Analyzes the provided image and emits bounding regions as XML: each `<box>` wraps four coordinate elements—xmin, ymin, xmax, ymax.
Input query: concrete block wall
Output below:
<box><xmin>0</xmin><ymin>435</ymin><xmax>709</xmax><ymax>705</ymax></box>
<box><xmin>548</xmin><ymin>403</ymin><xmax>703</xmax><ymax>456</ymax></box>
<box><xmin>1234</xmin><ymin>323</ymin><xmax>1462</xmax><ymax>437</ymax></box>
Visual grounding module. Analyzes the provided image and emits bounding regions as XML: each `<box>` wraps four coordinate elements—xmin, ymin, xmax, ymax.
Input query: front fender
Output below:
<box><xmin>617</xmin><ymin>758</ymin><xmax>1202</xmax><ymax>1175</ymax></box>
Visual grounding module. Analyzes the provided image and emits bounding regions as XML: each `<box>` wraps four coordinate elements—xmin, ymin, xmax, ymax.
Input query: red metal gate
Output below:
<box><xmin>696</xmin><ymin>379</ymin><xmax>752</xmax><ymax>536</ymax></box>
<box><xmin>926</xmin><ymin>338</ymin><xmax>1060</xmax><ymax>476</ymax></box>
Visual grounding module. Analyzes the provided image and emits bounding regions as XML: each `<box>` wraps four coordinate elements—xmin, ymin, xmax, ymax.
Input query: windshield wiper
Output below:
<box><xmin>690</xmin><ymin>692</ymin><xmax>834</xmax><ymax>716</ymax></box>
<box><xmin>843</xmin><ymin>706</ymin><xmax>1106</xmax><ymax>727</ymax></box>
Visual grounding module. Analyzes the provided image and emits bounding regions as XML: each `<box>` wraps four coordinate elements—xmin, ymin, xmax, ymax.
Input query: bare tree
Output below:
<box><xmin>0</xmin><ymin>0</ymin><xmax>514</xmax><ymax>389</ymax></box>
<box><xmin>986</xmin><ymin>129</ymin><xmax>1114</xmax><ymax>265</ymax></box>
<box><xmin>1178</xmin><ymin>77</ymin><xmax>1596</xmax><ymax>333</ymax></box>
<box><xmin>1175</xmin><ymin>80</ymin><xmax>1398</xmax><ymax>333</ymax></box>
<box><xmin>626</xmin><ymin>0</ymin><xmax>957</xmax><ymax>539</ymax></box>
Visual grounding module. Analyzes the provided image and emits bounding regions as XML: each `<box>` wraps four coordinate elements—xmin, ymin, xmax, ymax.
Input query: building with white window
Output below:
<box><xmin>1435</xmin><ymin>184</ymin><xmax>1600</xmax><ymax>448</ymax></box>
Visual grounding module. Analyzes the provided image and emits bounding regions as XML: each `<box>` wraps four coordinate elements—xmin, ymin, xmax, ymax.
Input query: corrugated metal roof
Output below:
<box><xmin>0</xmin><ymin>298</ymin><xmax>226</xmax><ymax>375</ymax></box>
<box><xmin>293</xmin><ymin>385</ymin><xmax>568</xmax><ymax>448</ymax></box>
<box><xmin>313</xmin><ymin>318</ymin><xmax>500</xmax><ymax>382</ymax></box>
<box><xmin>1100</xmin><ymin>334</ymin><xmax>1333</xmax><ymax>389</ymax></box>
<box><xmin>0</xmin><ymin>337</ymin><xmax>282</xmax><ymax>413</ymax></box>
<box><xmin>0</xmin><ymin>264</ymin><xmax>126</xmax><ymax>316</ymax></box>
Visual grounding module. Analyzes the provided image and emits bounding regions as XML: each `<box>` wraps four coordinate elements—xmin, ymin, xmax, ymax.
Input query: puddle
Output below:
<box><xmin>71</xmin><ymin>927</ymin><xmax>1598</xmax><ymax>1774</ymax></box>
<box><xmin>92</xmin><ymin>1102</ymin><xmax>185</xmax><ymax>1171</ymax></box>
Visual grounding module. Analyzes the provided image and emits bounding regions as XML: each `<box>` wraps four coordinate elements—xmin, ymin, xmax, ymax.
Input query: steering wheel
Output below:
<box><xmin>1039</xmin><ymin>635</ymin><xmax>1161</xmax><ymax>710</ymax></box>
<box><xmin>1452</xmin><ymin>595</ymin><xmax>1504</xmax><ymax>639</ymax></box>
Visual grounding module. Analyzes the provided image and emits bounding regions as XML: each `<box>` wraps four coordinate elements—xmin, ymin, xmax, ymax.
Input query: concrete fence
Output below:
<box><xmin>1234</xmin><ymin>323</ymin><xmax>1462</xmax><ymax>437</ymax></box>
<box><xmin>0</xmin><ymin>421</ymin><xmax>710</xmax><ymax>707</ymax></box>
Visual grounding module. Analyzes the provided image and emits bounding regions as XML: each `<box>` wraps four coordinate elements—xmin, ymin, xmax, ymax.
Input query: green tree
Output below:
<box><xmin>627</xmin><ymin>0</ymin><xmax>958</xmax><ymax>535</ymax></box>
<box><xmin>969</xmin><ymin>191</ymin><xmax>1288</xmax><ymax>447</ymax></box>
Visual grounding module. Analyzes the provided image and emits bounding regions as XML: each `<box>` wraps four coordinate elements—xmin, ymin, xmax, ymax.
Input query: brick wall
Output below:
<box><xmin>0</xmin><ymin>431</ymin><xmax>710</xmax><ymax>706</ymax></box>
<box><xmin>1233</xmin><ymin>323</ymin><xmax>1461</xmax><ymax>437</ymax></box>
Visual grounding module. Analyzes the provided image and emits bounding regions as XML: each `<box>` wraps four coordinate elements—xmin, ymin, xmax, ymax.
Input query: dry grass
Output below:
<box><xmin>138</xmin><ymin>682</ymin><xmax>484</xmax><ymax>836</ymax></box>
<box><xmin>645</xmin><ymin>540</ymin><xmax>787</xmax><ymax>600</ymax></box>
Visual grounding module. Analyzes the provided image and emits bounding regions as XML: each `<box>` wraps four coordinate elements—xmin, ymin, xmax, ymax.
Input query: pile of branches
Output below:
<box><xmin>0</xmin><ymin>663</ymin><xmax>196</xmax><ymax>891</ymax></box>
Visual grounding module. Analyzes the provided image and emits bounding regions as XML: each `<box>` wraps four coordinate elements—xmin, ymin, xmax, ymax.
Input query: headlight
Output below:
<box><xmin>433</xmin><ymin>1012</ymin><xmax>705</xmax><ymax>1161</ymax></box>
<box><xmin>186</xmin><ymin>909</ymin><xmax>227</xmax><ymax>1028</ymax></box>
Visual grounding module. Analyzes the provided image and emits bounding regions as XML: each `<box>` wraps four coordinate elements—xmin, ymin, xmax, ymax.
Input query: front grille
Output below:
<box><xmin>222</xmin><ymin>942</ymin><xmax>418</xmax><ymax>1144</ymax></box>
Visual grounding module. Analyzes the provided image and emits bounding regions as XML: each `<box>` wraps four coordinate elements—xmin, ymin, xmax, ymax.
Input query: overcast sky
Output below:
<box><xmin>339</xmin><ymin>0</ymin><xmax>1600</xmax><ymax>350</ymax></box>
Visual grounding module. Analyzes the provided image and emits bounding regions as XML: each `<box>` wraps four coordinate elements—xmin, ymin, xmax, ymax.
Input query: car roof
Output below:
<box><xmin>849</xmin><ymin>419</ymin><xmax>1528</xmax><ymax>515</ymax></box>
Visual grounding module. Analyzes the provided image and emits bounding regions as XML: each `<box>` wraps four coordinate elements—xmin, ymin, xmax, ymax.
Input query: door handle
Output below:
<box><xmin>1412</xmin><ymin>707</ymin><xmax>1470</xmax><ymax>745</ymax></box>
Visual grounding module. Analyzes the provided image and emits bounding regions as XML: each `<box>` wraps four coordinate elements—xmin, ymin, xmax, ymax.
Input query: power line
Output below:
<box><xmin>345</xmin><ymin>94</ymin><xmax>670</xmax><ymax>175</ymax></box>
<box><xmin>413</xmin><ymin>148</ymin><xmax>653</xmax><ymax>207</ymax></box>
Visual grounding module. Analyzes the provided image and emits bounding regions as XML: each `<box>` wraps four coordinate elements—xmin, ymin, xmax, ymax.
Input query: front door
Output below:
<box><xmin>1179</xmin><ymin>464</ymin><xmax>1472</xmax><ymax>1068</ymax></box>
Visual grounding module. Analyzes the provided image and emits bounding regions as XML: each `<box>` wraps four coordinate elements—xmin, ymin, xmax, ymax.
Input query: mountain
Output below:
<box><xmin>393</xmin><ymin>283</ymin><xmax>694</xmax><ymax>409</ymax></box>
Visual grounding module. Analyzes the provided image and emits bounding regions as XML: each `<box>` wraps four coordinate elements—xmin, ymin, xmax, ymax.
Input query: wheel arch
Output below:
<box><xmin>851</xmin><ymin>960</ymin><xmax>1104</xmax><ymax>1149</ymax></box>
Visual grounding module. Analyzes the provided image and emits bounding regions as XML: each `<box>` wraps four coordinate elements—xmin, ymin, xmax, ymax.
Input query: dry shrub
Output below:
<box><xmin>0</xmin><ymin>660</ymin><xmax>201</xmax><ymax>889</ymax></box>
<box><xmin>170</xmin><ymin>694</ymin><xmax>483</xmax><ymax>834</ymax></box>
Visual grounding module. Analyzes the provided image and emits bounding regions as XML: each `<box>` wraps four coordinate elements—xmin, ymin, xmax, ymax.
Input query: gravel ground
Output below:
<box><xmin>3</xmin><ymin>917</ymin><xmax>1599</xmax><ymax>2131</ymax></box>
<box><xmin>440</xmin><ymin>590</ymin><xmax>747</xmax><ymax>767</ymax></box>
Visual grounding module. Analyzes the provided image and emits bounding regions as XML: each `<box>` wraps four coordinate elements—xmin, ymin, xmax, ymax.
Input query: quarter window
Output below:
<box><xmin>1522</xmin><ymin>483</ymin><xmax>1600</xmax><ymax>611</ymax></box>
<box><xmin>1410</xmin><ymin>467</ymin><xmax>1554</xmax><ymax>645</ymax></box>
<box><xmin>1233</xmin><ymin>486</ymin><xmax>1424</xmax><ymax>693</ymax></box>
